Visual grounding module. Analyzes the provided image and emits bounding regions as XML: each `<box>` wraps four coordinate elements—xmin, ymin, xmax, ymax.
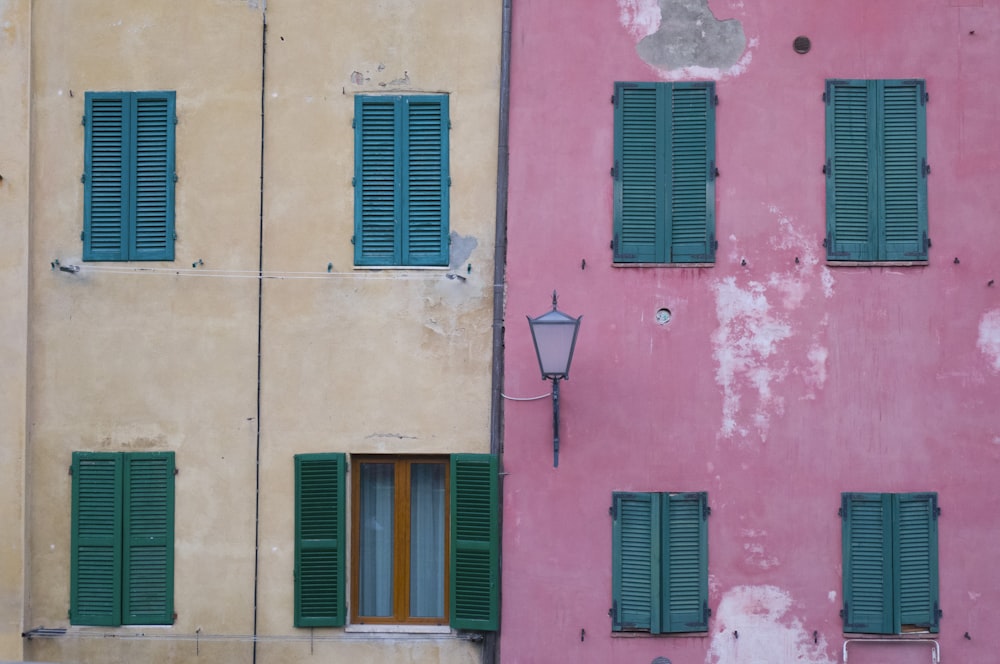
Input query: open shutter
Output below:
<box><xmin>355</xmin><ymin>96</ymin><xmax>401</xmax><ymax>266</ymax></box>
<box><xmin>449</xmin><ymin>454</ymin><xmax>499</xmax><ymax>631</ymax></box>
<box><xmin>294</xmin><ymin>453</ymin><xmax>346</xmax><ymax>627</ymax></box>
<box><xmin>71</xmin><ymin>452</ymin><xmax>123</xmax><ymax>625</ymax></box>
<box><xmin>895</xmin><ymin>493</ymin><xmax>939</xmax><ymax>632</ymax></box>
<box><xmin>662</xmin><ymin>492</ymin><xmax>708</xmax><ymax>632</ymax></box>
<box><xmin>131</xmin><ymin>92</ymin><xmax>175</xmax><ymax>261</ymax></box>
<box><xmin>842</xmin><ymin>493</ymin><xmax>893</xmax><ymax>634</ymax></box>
<box><xmin>826</xmin><ymin>80</ymin><xmax>876</xmax><ymax>261</ymax></box>
<box><xmin>668</xmin><ymin>84</ymin><xmax>716</xmax><ymax>263</ymax></box>
<box><xmin>880</xmin><ymin>81</ymin><xmax>927</xmax><ymax>261</ymax></box>
<box><xmin>122</xmin><ymin>452</ymin><xmax>174</xmax><ymax>624</ymax></box>
<box><xmin>403</xmin><ymin>96</ymin><xmax>449</xmax><ymax>266</ymax></box>
<box><xmin>84</xmin><ymin>93</ymin><xmax>129</xmax><ymax>261</ymax></box>
<box><xmin>612</xmin><ymin>492</ymin><xmax>658</xmax><ymax>632</ymax></box>
<box><xmin>614</xmin><ymin>83</ymin><xmax>662</xmax><ymax>263</ymax></box>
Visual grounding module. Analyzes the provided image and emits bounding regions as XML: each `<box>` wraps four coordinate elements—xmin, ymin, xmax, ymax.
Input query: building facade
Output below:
<box><xmin>1</xmin><ymin>1</ymin><xmax>502</xmax><ymax>662</ymax></box>
<box><xmin>501</xmin><ymin>1</ymin><xmax>1000</xmax><ymax>663</ymax></box>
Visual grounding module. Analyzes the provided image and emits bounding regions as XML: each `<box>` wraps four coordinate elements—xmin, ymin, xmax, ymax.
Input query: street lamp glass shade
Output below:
<box><xmin>527</xmin><ymin>308</ymin><xmax>582</xmax><ymax>379</ymax></box>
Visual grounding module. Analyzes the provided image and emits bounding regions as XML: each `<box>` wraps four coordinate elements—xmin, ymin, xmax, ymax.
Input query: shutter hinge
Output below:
<box><xmin>81</xmin><ymin>115</ymin><xmax>86</xmax><ymax>126</ymax></box>
<box><xmin>448</xmin><ymin>120</ymin><xmax>452</xmax><ymax>130</ymax></box>
<box><xmin>823</xmin><ymin>237</ymin><xmax>828</xmax><ymax>248</ymax></box>
<box><xmin>68</xmin><ymin>465</ymin><xmax>73</xmax><ymax>476</ymax></box>
<box><xmin>174</xmin><ymin>467</ymin><xmax>179</xmax><ymax>476</ymax></box>
<box><xmin>609</xmin><ymin>600</ymin><xmax>617</xmax><ymax>620</ymax></box>
<box><xmin>173</xmin><ymin>613</ymin><xmax>178</xmax><ymax>621</ymax></box>
<box><xmin>711</xmin><ymin>234</ymin><xmax>718</xmax><ymax>251</ymax></box>
<box><xmin>609</xmin><ymin>503</ymin><xmax>617</xmax><ymax>519</ymax></box>
<box><xmin>448</xmin><ymin>176</ymin><xmax>452</xmax><ymax>187</ymax></box>
<box><xmin>934</xmin><ymin>504</ymin><xmax>941</xmax><ymax>519</ymax></box>
<box><xmin>173</xmin><ymin>115</ymin><xmax>179</xmax><ymax>125</ymax></box>
<box><xmin>351</xmin><ymin>118</ymin><xmax>355</xmax><ymax>129</ymax></box>
<box><xmin>81</xmin><ymin>173</ymin><xmax>86</xmax><ymax>183</ymax></box>
<box><xmin>352</xmin><ymin>176</ymin><xmax>356</xmax><ymax>187</ymax></box>
<box><xmin>822</xmin><ymin>91</ymin><xmax>827</xmax><ymax>103</ymax></box>
<box><xmin>838</xmin><ymin>494</ymin><xmax>846</xmax><ymax>518</ymax></box>
<box><xmin>924</xmin><ymin>91</ymin><xmax>930</xmax><ymax>105</ymax></box>
<box><xmin>823</xmin><ymin>159</ymin><xmax>831</xmax><ymax>176</ymax></box>
<box><xmin>173</xmin><ymin>231</ymin><xmax>178</xmax><ymax>240</ymax></box>
<box><xmin>709</xmin><ymin>160</ymin><xmax>718</xmax><ymax>179</ymax></box>
<box><xmin>351</xmin><ymin>235</ymin><xmax>355</xmax><ymax>245</ymax></box>
<box><xmin>934</xmin><ymin>602</ymin><xmax>942</xmax><ymax>624</ymax></box>
<box><xmin>173</xmin><ymin>173</ymin><xmax>179</xmax><ymax>183</ymax></box>
<box><xmin>81</xmin><ymin>231</ymin><xmax>85</xmax><ymax>241</ymax></box>
<box><xmin>703</xmin><ymin>503</ymin><xmax>711</xmax><ymax>519</ymax></box>
<box><xmin>611</xmin><ymin>161</ymin><xmax>618</xmax><ymax>179</ymax></box>
<box><xmin>703</xmin><ymin>602</ymin><xmax>712</xmax><ymax>622</ymax></box>
<box><xmin>923</xmin><ymin>159</ymin><xmax>931</xmax><ymax>176</ymax></box>
<box><xmin>712</xmin><ymin>94</ymin><xmax>719</xmax><ymax>107</ymax></box>
<box><xmin>926</xmin><ymin>234</ymin><xmax>932</xmax><ymax>249</ymax></box>
<box><xmin>840</xmin><ymin>603</ymin><xmax>847</xmax><ymax>619</ymax></box>
<box><xmin>610</xmin><ymin>94</ymin><xmax>615</xmax><ymax>105</ymax></box>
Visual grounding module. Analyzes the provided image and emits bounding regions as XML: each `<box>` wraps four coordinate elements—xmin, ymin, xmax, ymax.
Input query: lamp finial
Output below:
<box><xmin>552</xmin><ymin>290</ymin><xmax>558</xmax><ymax>310</ymax></box>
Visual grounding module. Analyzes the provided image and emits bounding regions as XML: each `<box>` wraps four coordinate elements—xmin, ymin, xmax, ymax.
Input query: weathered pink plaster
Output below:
<box><xmin>502</xmin><ymin>1</ymin><xmax>1000</xmax><ymax>662</ymax></box>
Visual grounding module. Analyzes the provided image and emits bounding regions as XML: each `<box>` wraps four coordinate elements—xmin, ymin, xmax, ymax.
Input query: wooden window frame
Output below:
<box><xmin>350</xmin><ymin>455</ymin><xmax>450</xmax><ymax>625</ymax></box>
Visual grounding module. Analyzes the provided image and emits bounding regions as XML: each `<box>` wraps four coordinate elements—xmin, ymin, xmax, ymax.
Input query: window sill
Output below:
<box><xmin>611</xmin><ymin>631</ymin><xmax>707</xmax><ymax>638</ymax></box>
<box><xmin>612</xmin><ymin>263</ymin><xmax>714</xmax><ymax>268</ymax></box>
<box><xmin>345</xmin><ymin>624</ymin><xmax>451</xmax><ymax>635</ymax></box>
<box><xmin>825</xmin><ymin>260</ymin><xmax>928</xmax><ymax>267</ymax></box>
<box><xmin>352</xmin><ymin>265</ymin><xmax>449</xmax><ymax>271</ymax></box>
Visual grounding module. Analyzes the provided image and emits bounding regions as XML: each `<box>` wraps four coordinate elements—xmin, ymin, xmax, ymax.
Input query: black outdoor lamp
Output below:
<box><xmin>527</xmin><ymin>291</ymin><xmax>582</xmax><ymax>468</ymax></box>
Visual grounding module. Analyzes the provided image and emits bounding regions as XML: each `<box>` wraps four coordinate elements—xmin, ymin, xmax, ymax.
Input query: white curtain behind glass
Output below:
<box><xmin>359</xmin><ymin>463</ymin><xmax>394</xmax><ymax>616</ymax></box>
<box><xmin>410</xmin><ymin>463</ymin><xmax>445</xmax><ymax>617</ymax></box>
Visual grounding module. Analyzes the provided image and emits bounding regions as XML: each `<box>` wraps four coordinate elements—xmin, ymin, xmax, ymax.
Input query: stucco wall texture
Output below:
<box><xmin>9</xmin><ymin>1</ymin><xmax>500</xmax><ymax>663</ymax></box>
<box><xmin>502</xmin><ymin>1</ymin><xmax>1000</xmax><ymax>664</ymax></box>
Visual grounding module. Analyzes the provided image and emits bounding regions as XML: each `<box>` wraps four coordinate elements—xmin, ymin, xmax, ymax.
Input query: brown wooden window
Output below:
<box><xmin>351</xmin><ymin>456</ymin><xmax>450</xmax><ymax>624</ymax></box>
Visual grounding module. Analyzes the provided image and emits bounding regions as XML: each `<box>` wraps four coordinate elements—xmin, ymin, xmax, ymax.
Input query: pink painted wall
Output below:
<box><xmin>501</xmin><ymin>1</ymin><xmax>1000</xmax><ymax>663</ymax></box>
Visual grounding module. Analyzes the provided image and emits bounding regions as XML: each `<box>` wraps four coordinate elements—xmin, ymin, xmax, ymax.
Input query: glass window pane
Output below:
<box><xmin>410</xmin><ymin>463</ymin><xmax>445</xmax><ymax>618</ymax></box>
<box><xmin>358</xmin><ymin>463</ymin><xmax>394</xmax><ymax>617</ymax></box>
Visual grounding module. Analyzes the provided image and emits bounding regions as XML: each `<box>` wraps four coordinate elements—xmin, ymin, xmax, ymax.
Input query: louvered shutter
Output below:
<box><xmin>842</xmin><ymin>493</ymin><xmax>893</xmax><ymax>634</ymax></box>
<box><xmin>895</xmin><ymin>493</ymin><xmax>939</xmax><ymax>631</ymax></box>
<box><xmin>71</xmin><ymin>452</ymin><xmax>123</xmax><ymax>626</ymax></box>
<box><xmin>449</xmin><ymin>454</ymin><xmax>499</xmax><ymax>631</ymax></box>
<box><xmin>662</xmin><ymin>492</ymin><xmax>708</xmax><ymax>632</ymax></box>
<box><xmin>614</xmin><ymin>84</ymin><xmax>662</xmax><ymax>263</ymax></box>
<box><xmin>668</xmin><ymin>84</ymin><xmax>716</xmax><ymax>263</ymax></box>
<box><xmin>131</xmin><ymin>92</ymin><xmax>175</xmax><ymax>261</ymax></box>
<box><xmin>294</xmin><ymin>453</ymin><xmax>346</xmax><ymax>627</ymax></box>
<box><xmin>612</xmin><ymin>492</ymin><xmax>657</xmax><ymax>632</ymax></box>
<box><xmin>403</xmin><ymin>97</ymin><xmax>449</xmax><ymax>266</ymax></box>
<box><xmin>355</xmin><ymin>97</ymin><xmax>401</xmax><ymax>265</ymax></box>
<box><xmin>84</xmin><ymin>93</ymin><xmax>129</xmax><ymax>261</ymax></box>
<box><xmin>826</xmin><ymin>80</ymin><xmax>876</xmax><ymax>261</ymax></box>
<box><xmin>122</xmin><ymin>452</ymin><xmax>175</xmax><ymax>624</ymax></box>
<box><xmin>880</xmin><ymin>81</ymin><xmax>927</xmax><ymax>261</ymax></box>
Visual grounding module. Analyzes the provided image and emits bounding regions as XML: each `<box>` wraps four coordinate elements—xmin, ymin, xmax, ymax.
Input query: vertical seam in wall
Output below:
<box><xmin>252</xmin><ymin>7</ymin><xmax>267</xmax><ymax>664</ymax></box>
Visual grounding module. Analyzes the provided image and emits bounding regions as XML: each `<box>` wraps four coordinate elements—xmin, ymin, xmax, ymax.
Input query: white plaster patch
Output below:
<box><xmin>711</xmin><ymin>277</ymin><xmax>791</xmax><ymax>441</ymax></box>
<box><xmin>656</xmin><ymin>42</ymin><xmax>756</xmax><ymax>81</ymax></box>
<box><xmin>977</xmin><ymin>310</ymin><xmax>1000</xmax><ymax>371</ymax></box>
<box><xmin>969</xmin><ymin>591</ymin><xmax>981</xmax><ymax>601</ymax></box>
<box><xmin>708</xmin><ymin>586</ymin><xmax>836</xmax><ymax>664</ymax></box>
<box><xmin>803</xmin><ymin>345</ymin><xmax>828</xmax><ymax>389</ymax></box>
<box><xmin>616</xmin><ymin>0</ymin><xmax>661</xmax><ymax>39</ymax></box>
<box><xmin>828</xmin><ymin>591</ymin><xmax>837</xmax><ymax>603</ymax></box>
<box><xmin>821</xmin><ymin>267</ymin><xmax>835</xmax><ymax>298</ymax></box>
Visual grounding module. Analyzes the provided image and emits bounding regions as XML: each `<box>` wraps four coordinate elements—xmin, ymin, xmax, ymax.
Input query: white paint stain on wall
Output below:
<box><xmin>707</xmin><ymin>585</ymin><xmax>836</xmax><ymax>664</ymax></box>
<box><xmin>617</xmin><ymin>0</ymin><xmax>662</xmax><ymax>39</ymax></box>
<box><xmin>977</xmin><ymin>310</ymin><xmax>1000</xmax><ymax>371</ymax></box>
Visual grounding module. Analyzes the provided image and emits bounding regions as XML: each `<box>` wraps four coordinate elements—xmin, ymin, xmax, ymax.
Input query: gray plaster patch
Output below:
<box><xmin>449</xmin><ymin>232</ymin><xmax>478</xmax><ymax>270</ymax></box>
<box><xmin>637</xmin><ymin>0</ymin><xmax>745</xmax><ymax>70</ymax></box>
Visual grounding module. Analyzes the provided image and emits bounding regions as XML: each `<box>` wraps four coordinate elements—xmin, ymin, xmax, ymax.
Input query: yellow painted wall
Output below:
<box><xmin>19</xmin><ymin>1</ymin><xmax>500</xmax><ymax>662</ymax></box>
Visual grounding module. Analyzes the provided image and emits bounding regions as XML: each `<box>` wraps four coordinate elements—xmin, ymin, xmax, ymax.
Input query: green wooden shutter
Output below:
<box><xmin>895</xmin><ymin>493</ymin><xmax>939</xmax><ymax>632</ymax></box>
<box><xmin>842</xmin><ymin>493</ymin><xmax>893</xmax><ymax>634</ymax></box>
<box><xmin>826</xmin><ymin>80</ymin><xmax>876</xmax><ymax>261</ymax></box>
<box><xmin>84</xmin><ymin>93</ymin><xmax>129</xmax><ymax>261</ymax></box>
<box><xmin>611</xmin><ymin>492</ymin><xmax>658</xmax><ymax>632</ymax></box>
<box><xmin>662</xmin><ymin>492</ymin><xmax>708</xmax><ymax>633</ymax></box>
<box><xmin>294</xmin><ymin>453</ymin><xmax>346</xmax><ymax>627</ymax></box>
<box><xmin>122</xmin><ymin>452</ymin><xmax>175</xmax><ymax>624</ymax></box>
<box><xmin>402</xmin><ymin>96</ymin><xmax>449</xmax><ymax>266</ymax></box>
<box><xmin>355</xmin><ymin>96</ymin><xmax>402</xmax><ymax>266</ymax></box>
<box><xmin>879</xmin><ymin>81</ymin><xmax>927</xmax><ymax>261</ymax></box>
<box><xmin>668</xmin><ymin>84</ymin><xmax>716</xmax><ymax>263</ymax></box>
<box><xmin>71</xmin><ymin>452</ymin><xmax>123</xmax><ymax>626</ymax></box>
<box><xmin>614</xmin><ymin>83</ymin><xmax>662</xmax><ymax>263</ymax></box>
<box><xmin>449</xmin><ymin>454</ymin><xmax>499</xmax><ymax>631</ymax></box>
<box><xmin>130</xmin><ymin>92</ymin><xmax>176</xmax><ymax>261</ymax></box>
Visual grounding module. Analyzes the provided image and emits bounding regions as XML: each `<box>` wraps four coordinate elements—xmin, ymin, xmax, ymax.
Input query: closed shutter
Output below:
<box><xmin>841</xmin><ymin>493</ymin><xmax>893</xmax><ymax>634</ymax></box>
<box><xmin>668</xmin><ymin>84</ymin><xmax>716</xmax><ymax>263</ymax></box>
<box><xmin>294</xmin><ymin>453</ymin><xmax>347</xmax><ymax>627</ymax></box>
<box><xmin>895</xmin><ymin>493</ymin><xmax>939</xmax><ymax>631</ymax></box>
<box><xmin>612</xmin><ymin>492</ymin><xmax>657</xmax><ymax>632</ymax></box>
<box><xmin>131</xmin><ymin>92</ymin><xmax>176</xmax><ymax>261</ymax></box>
<box><xmin>614</xmin><ymin>83</ymin><xmax>662</xmax><ymax>263</ymax></box>
<box><xmin>403</xmin><ymin>97</ymin><xmax>449</xmax><ymax>266</ymax></box>
<box><xmin>122</xmin><ymin>452</ymin><xmax>175</xmax><ymax>625</ymax></box>
<box><xmin>449</xmin><ymin>454</ymin><xmax>499</xmax><ymax>631</ymax></box>
<box><xmin>662</xmin><ymin>492</ymin><xmax>708</xmax><ymax>632</ymax></box>
<box><xmin>84</xmin><ymin>93</ymin><xmax>129</xmax><ymax>261</ymax></box>
<box><xmin>880</xmin><ymin>81</ymin><xmax>927</xmax><ymax>261</ymax></box>
<box><xmin>355</xmin><ymin>97</ymin><xmax>401</xmax><ymax>265</ymax></box>
<box><xmin>71</xmin><ymin>452</ymin><xmax>124</xmax><ymax>626</ymax></box>
<box><xmin>826</xmin><ymin>80</ymin><xmax>876</xmax><ymax>261</ymax></box>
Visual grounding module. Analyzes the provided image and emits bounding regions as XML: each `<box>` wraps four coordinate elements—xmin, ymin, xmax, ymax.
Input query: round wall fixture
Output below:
<box><xmin>793</xmin><ymin>36</ymin><xmax>811</xmax><ymax>54</ymax></box>
<box><xmin>655</xmin><ymin>308</ymin><xmax>672</xmax><ymax>325</ymax></box>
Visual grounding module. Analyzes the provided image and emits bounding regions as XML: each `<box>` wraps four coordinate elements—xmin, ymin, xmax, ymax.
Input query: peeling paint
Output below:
<box><xmin>707</xmin><ymin>585</ymin><xmax>836</xmax><ymax>664</ymax></box>
<box><xmin>977</xmin><ymin>309</ymin><xmax>1000</xmax><ymax>371</ymax></box>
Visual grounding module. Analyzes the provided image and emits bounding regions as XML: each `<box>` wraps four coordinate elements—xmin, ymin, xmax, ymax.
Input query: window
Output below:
<box><xmin>611</xmin><ymin>492</ymin><xmax>709</xmax><ymax>634</ymax></box>
<box><xmin>840</xmin><ymin>492</ymin><xmax>940</xmax><ymax>634</ymax></box>
<box><xmin>353</xmin><ymin>95</ymin><xmax>450</xmax><ymax>267</ymax></box>
<box><xmin>83</xmin><ymin>91</ymin><xmax>176</xmax><ymax>262</ymax></box>
<box><xmin>70</xmin><ymin>451</ymin><xmax>175</xmax><ymax>626</ymax></box>
<box><xmin>293</xmin><ymin>453</ymin><xmax>498</xmax><ymax>630</ymax></box>
<box><xmin>825</xmin><ymin>79</ymin><xmax>929</xmax><ymax>262</ymax></box>
<box><xmin>613</xmin><ymin>82</ymin><xmax>717</xmax><ymax>264</ymax></box>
